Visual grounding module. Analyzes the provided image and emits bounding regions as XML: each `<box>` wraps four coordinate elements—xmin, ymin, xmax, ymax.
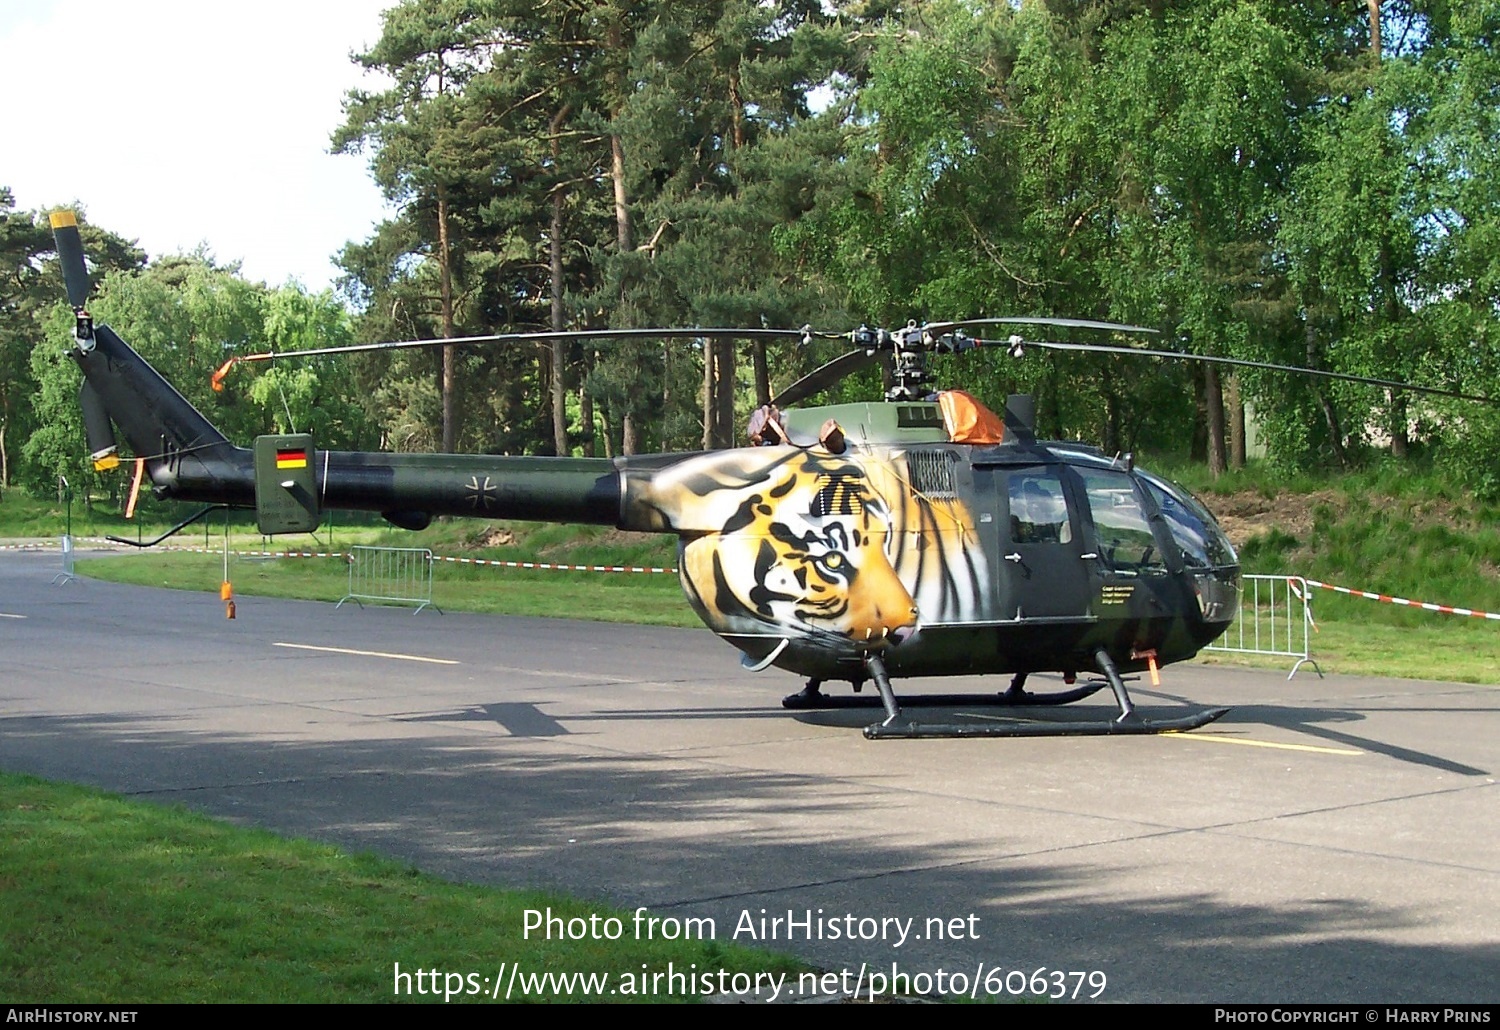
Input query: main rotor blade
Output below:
<box><xmin>771</xmin><ymin>348</ymin><xmax>879</xmax><ymax>408</ymax></box>
<box><xmin>212</xmin><ymin>325</ymin><xmax>839</xmax><ymax>390</ymax></box>
<box><xmin>998</xmin><ymin>339</ymin><xmax>1499</xmax><ymax>406</ymax></box>
<box><xmin>929</xmin><ymin>316</ymin><xmax>1159</xmax><ymax>335</ymax></box>
<box><xmin>50</xmin><ymin>211</ymin><xmax>91</xmax><ymax>309</ymax></box>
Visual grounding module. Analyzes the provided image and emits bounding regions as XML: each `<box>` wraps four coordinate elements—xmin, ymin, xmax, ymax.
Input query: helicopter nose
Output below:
<box><xmin>859</xmin><ymin>614</ymin><xmax>919</xmax><ymax>644</ymax></box>
<box><xmin>844</xmin><ymin>551</ymin><xmax>919</xmax><ymax>645</ymax></box>
<box><xmin>882</xmin><ymin>623</ymin><xmax>918</xmax><ymax>648</ymax></box>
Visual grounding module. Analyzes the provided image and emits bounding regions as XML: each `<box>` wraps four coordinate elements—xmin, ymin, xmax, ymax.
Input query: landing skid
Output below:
<box><xmin>782</xmin><ymin>681</ymin><xmax>1106</xmax><ymax>710</ymax></box>
<box><xmin>787</xmin><ymin>650</ymin><xmax>1231</xmax><ymax>740</ymax></box>
<box><xmin>863</xmin><ymin>706</ymin><xmax>1231</xmax><ymax>739</ymax></box>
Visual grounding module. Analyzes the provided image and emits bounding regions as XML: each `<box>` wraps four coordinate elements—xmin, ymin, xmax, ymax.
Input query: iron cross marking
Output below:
<box><xmin>465</xmin><ymin>475</ymin><xmax>496</xmax><ymax>510</ymax></box>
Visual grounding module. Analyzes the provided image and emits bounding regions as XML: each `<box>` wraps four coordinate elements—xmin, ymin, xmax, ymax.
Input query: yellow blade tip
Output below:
<box><xmin>49</xmin><ymin>211</ymin><xmax>77</xmax><ymax>229</ymax></box>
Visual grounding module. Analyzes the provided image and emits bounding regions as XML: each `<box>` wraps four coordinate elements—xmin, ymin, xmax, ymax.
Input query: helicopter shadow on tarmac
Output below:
<box><xmin>407</xmin><ymin>681</ymin><xmax>1494</xmax><ymax>776</ymax></box>
<box><xmin>1136</xmin><ymin>688</ymin><xmax>1490</xmax><ymax>777</ymax></box>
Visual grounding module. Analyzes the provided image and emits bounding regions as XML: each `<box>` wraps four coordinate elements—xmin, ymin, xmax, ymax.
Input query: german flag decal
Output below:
<box><xmin>275</xmin><ymin>448</ymin><xmax>309</xmax><ymax>469</ymax></box>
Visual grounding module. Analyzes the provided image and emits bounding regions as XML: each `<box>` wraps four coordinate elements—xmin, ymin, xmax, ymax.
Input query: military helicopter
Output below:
<box><xmin>48</xmin><ymin>211</ymin><xmax>1484</xmax><ymax>739</ymax></box>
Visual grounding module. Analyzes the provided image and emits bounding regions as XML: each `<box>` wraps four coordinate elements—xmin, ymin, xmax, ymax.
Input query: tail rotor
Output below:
<box><xmin>49</xmin><ymin>211</ymin><xmax>94</xmax><ymax>349</ymax></box>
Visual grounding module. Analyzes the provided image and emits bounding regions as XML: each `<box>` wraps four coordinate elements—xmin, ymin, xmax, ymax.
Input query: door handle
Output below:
<box><xmin>1004</xmin><ymin>552</ymin><xmax>1023</xmax><ymax>563</ymax></box>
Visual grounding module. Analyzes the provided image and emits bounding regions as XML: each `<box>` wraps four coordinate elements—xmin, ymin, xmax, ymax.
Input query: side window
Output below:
<box><xmin>1077</xmin><ymin>468</ymin><xmax>1165</xmax><ymax>572</ymax></box>
<box><xmin>1007</xmin><ymin>472</ymin><xmax>1073</xmax><ymax>544</ymax></box>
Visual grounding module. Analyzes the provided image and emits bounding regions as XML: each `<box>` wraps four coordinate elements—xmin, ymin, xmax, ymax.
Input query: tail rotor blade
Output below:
<box><xmin>50</xmin><ymin>211</ymin><xmax>91</xmax><ymax>310</ymax></box>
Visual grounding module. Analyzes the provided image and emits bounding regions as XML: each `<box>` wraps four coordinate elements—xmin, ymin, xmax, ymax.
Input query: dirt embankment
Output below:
<box><xmin>1202</xmin><ymin>488</ymin><xmax>1479</xmax><ymax>551</ymax></box>
<box><xmin>1203</xmin><ymin>491</ymin><xmax>1341</xmax><ymax>550</ymax></box>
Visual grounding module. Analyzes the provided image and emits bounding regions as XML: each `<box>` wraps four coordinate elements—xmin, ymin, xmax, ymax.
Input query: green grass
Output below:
<box><xmin>0</xmin><ymin>772</ymin><xmax>804</xmax><ymax>1003</ymax></box>
<box><xmin>80</xmin><ymin>548</ymin><xmax>699</xmax><ymax>628</ymax></box>
<box><xmin>1200</xmin><ymin>615</ymin><xmax>1500</xmax><ymax>684</ymax></box>
<box><xmin>0</xmin><ymin>486</ymin><xmax>395</xmax><ymax>547</ymax></box>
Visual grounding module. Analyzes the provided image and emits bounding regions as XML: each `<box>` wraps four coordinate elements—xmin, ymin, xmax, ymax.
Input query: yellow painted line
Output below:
<box><xmin>1164</xmin><ymin>731</ymin><xmax>1361</xmax><ymax>756</ymax></box>
<box><xmin>272</xmin><ymin>642</ymin><xmax>459</xmax><ymax>665</ymax></box>
<box><xmin>0</xmin><ymin>613</ymin><xmax>26</xmax><ymax>619</ymax></box>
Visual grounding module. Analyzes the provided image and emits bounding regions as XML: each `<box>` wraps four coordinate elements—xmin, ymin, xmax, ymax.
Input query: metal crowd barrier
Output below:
<box><xmin>51</xmin><ymin>535</ymin><xmax>78</xmax><ymax>585</ymax></box>
<box><xmin>1203</xmin><ymin>573</ymin><xmax>1322</xmax><ymax>680</ymax></box>
<box><xmin>337</xmin><ymin>545</ymin><xmax>440</xmax><ymax>614</ymax></box>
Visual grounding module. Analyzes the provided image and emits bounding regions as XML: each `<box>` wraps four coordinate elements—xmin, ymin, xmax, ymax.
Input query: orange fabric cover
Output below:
<box><xmin>937</xmin><ymin>390</ymin><xmax>1006</xmax><ymax>444</ymax></box>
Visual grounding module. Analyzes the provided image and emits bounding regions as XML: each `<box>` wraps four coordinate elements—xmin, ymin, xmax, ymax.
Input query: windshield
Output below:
<box><xmin>1140</xmin><ymin>472</ymin><xmax>1238</xmax><ymax>569</ymax></box>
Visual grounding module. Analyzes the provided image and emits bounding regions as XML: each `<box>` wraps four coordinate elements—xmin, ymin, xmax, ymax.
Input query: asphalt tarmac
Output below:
<box><xmin>1</xmin><ymin>547</ymin><xmax>1496</xmax><ymax>1003</ymax></box>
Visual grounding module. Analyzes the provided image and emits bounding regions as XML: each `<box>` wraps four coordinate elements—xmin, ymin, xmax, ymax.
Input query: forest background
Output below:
<box><xmin>4</xmin><ymin>0</ymin><xmax>1500</xmax><ymax>507</ymax></box>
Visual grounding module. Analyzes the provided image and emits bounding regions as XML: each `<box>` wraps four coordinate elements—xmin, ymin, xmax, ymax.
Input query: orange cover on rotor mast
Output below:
<box><xmin>937</xmin><ymin>390</ymin><xmax>1006</xmax><ymax>444</ymax></box>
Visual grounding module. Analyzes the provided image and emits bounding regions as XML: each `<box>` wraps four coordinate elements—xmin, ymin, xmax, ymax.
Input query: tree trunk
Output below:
<box><xmin>1227</xmin><ymin>373</ymin><xmax>1246</xmax><ymax>469</ymax></box>
<box><xmin>661</xmin><ymin>343</ymin><xmax>672</xmax><ymax>450</ymax></box>
<box><xmin>549</xmin><ymin>345</ymin><xmax>566</xmax><ymax>456</ymax></box>
<box><xmin>606</xmin><ymin>23</ymin><xmax>634</xmax><ymax>456</ymax></box>
<box><xmin>702</xmin><ymin>343</ymin><xmax>717</xmax><ymax>450</ymax></box>
<box><xmin>728</xmin><ymin>68</ymin><xmax>746</xmax><ymax>151</ymax></box>
<box><xmin>580</xmin><ymin>355</ymin><xmax>596</xmax><ymax>458</ymax></box>
<box><xmin>1390</xmin><ymin>390</ymin><xmax>1409</xmax><ymax>458</ymax></box>
<box><xmin>599</xmin><ymin>404</ymin><xmax>616</xmax><ymax>459</ymax></box>
<box><xmin>1367</xmin><ymin>1</ymin><xmax>1409</xmax><ymax>459</ymax></box>
<box><xmin>1205</xmin><ymin>365</ymin><xmax>1227</xmax><ymax>478</ymax></box>
<box><xmin>715</xmin><ymin>338</ymin><xmax>736</xmax><ymax>449</ymax></box>
<box><xmin>622</xmin><ymin>412</ymin><xmax>637</xmax><ymax>456</ymax></box>
<box><xmin>1190</xmin><ymin>367</ymin><xmax>1208</xmax><ymax>465</ymax></box>
<box><xmin>1307</xmin><ymin>323</ymin><xmax>1350</xmax><ymax>468</ymax></box>
<box><xmin>611</xmin><ymin>135</ymin><xmax>631</xmax><ymax>253</ymax></box>
<box><xmin>1099</xmin><ymin>368</ymin><xmax>1117</xmax><ymax>454</ymax></box>
<box><xmin>437</xmin><ymin>180</ymin><xmax>457</xmax><ymax>454</ymax></box>
<box><xmin>549</xmin><ymin>104</ymin><xmax>572</xmax><ymax>458</ymax></box>
<box><xmin>434</xmin><ymin>46</ymin><xmax>458</xmax><ymax>456</ymax></box>
<box><xmin>752</xmin><ymin>340</ymin><xmax>770</xmax><ymax>407</ymax></box>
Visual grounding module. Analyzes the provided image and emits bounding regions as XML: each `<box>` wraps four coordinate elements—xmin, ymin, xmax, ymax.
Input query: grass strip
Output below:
<box><xmin>0</xmin><ymin>772</ymin><xmax>801</xmax><ymax>1003</ymax></box>
<box><xmin>77</xmin><ymin>550</ymin><xmax>699</xmax><ymax>628</ymax></box>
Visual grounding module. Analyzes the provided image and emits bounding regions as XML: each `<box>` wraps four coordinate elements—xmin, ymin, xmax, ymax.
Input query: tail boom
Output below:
<box><xmin>73</xmin><ymin>322</ymin><xmax>633</xmax><ymax>530</ymax></box>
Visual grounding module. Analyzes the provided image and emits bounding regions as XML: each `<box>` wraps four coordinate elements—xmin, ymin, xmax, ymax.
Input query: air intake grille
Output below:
<box><xmin>908</xmin><ymin>450</ymin><xmax>957</xmax><ymax>497</ymax></box>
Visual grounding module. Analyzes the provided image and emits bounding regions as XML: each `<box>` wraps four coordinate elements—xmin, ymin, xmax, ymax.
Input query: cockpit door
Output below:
<box><xmin>984</xmin><ymin>466</ymin><xmax>1094</xmax><ymax>620</ymax></box>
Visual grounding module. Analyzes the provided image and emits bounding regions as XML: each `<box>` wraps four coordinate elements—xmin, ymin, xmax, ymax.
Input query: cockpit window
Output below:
<box><xmin>1007</xmin><ymin>473</ymin><xmax>1072</xmax><ymax>544</ymax></box>
<box><xmin>1141</xmin><ymin>473</ymin><xmax>1238</xmax><ymax>569</ymax></box>
<box><xmin>1076</xmin><ymin>468</ymin><xmax>1165</xmax><ymax>572</ymax></box>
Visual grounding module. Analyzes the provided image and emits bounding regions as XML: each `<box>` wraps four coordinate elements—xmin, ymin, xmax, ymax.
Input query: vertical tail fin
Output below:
<box><xmin>53</xmin><ymin>210</ymin><xmax>250</xmax><ymax>505</ymax></box>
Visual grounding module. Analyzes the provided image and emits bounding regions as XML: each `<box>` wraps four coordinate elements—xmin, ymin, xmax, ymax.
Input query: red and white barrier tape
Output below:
<box><xmin>21</xmin><ymin>538</ymin><xmax>678</xmax><ymax>574</ymax></box>
<box><xmin>1301</xmin><ymin>577</ymin><xmax>1500</xmax><ymax>622</ymax></box>
<box><xmin>434</xmin><ymin>555</ymin><xmax>675</xmax><ymax>574</ymax></box>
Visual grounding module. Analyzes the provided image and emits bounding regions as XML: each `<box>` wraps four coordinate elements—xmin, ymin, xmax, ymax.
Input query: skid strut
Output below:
<box><xmin>853</xmin><ymin>650</ymin><xmax>1228</xmax><ymax>740</ymax></box>
<box><xmin>1094</xmin><ymin>647</ymin><xmax>1136</xmax><ymax>723</ymax></box>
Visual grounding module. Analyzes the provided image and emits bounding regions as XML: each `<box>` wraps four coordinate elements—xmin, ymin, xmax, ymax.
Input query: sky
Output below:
<box><xmin>1</xmin><ymin>0</ymin><xmax>396</xmax><ymax>292</ymax></box>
